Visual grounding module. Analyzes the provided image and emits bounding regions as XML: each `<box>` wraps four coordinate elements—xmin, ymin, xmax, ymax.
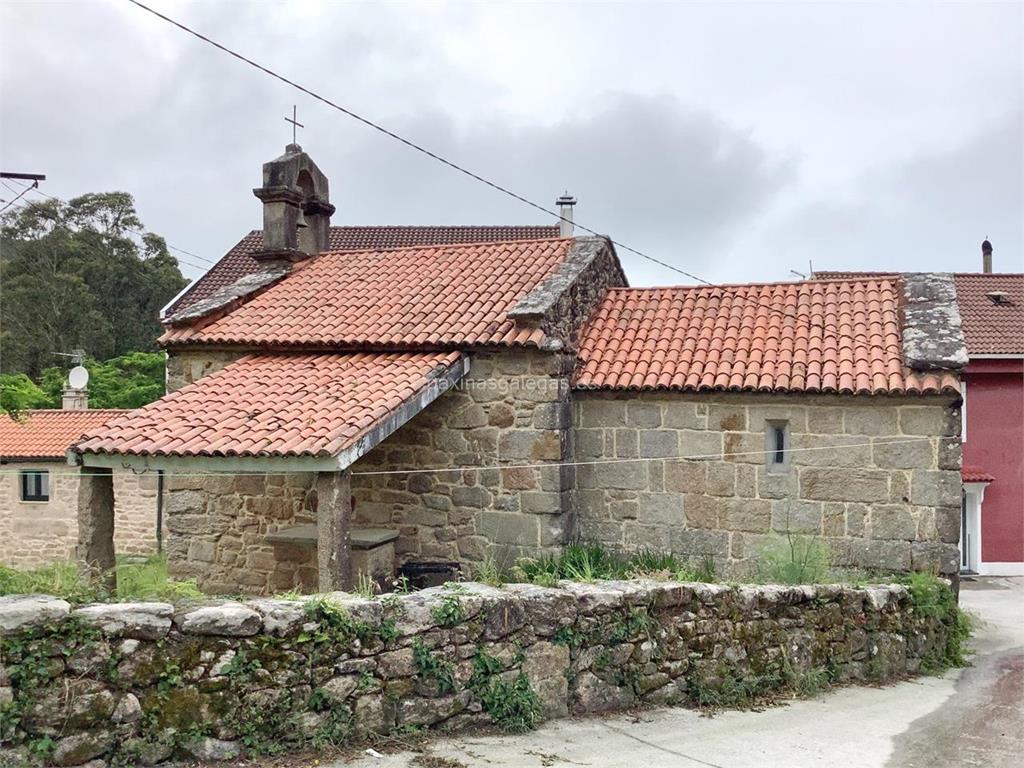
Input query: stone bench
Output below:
<box><xmin>266</xmin><ymin>525</ymin><xmax>398</xmax><ymax>588</ymax></box>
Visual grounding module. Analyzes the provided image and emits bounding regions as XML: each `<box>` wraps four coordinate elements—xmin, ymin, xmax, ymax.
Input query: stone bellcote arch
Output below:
<box><xmin>252</xmin><ymin>143</ymin><xmax>336</xmax><ymax>261</ymax></box>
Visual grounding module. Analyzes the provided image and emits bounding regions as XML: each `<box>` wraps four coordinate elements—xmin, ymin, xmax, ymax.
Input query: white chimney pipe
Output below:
<box><xmin>557</xmin><ymin>193</ymin><xmax>576</xmax><ymax>238</ymax></box>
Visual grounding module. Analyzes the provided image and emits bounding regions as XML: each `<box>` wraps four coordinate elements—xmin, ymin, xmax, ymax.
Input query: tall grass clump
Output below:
<box><xmin>755</xmin><ymin>532</ymin><xmax>832</xmax><ymax>584</ymax></box>
<box><xmin>512</xmin><ymin>543</ymin><xmax>718</xmax><ymax>585</ymax></box>
<box><xmin>0</xmin><ymin>554</ymin><xmax>201</xmax><ymax>603</ymax></box>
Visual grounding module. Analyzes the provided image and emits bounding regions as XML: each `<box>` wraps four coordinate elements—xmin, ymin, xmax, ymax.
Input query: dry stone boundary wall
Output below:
<box><xmin>0</xmin><ymin>579</ymin><xmax>957</xmax><ymax>767</ymax></box>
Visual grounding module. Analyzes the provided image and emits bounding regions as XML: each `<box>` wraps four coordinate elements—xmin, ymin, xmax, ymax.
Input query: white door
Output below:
<box><xmin>960</xmin><ymin>485</ymin><xmax>985</xmax><ymax>574</ymax></box>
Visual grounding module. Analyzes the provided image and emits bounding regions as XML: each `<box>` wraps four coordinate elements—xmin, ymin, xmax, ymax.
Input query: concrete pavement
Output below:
<box><xmin>334</xmin><ymin>577</ymin><xmax>1023</xmax><ymax>768</ymax></box>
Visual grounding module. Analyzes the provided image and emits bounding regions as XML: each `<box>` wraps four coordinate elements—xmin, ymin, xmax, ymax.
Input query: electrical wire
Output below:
<box><xmin>0</xmin><ymin>435</ymin><xmax>936</xmax><ymax>478</ymax></box>
<box><xmin>124</xmin><ymin>0</ymin><xmax>907</xmax><ymax>359</ymax></box>
<box><xmin>0</xmin><ymin>180</ymin><xmax>37</xmax><ymax>214</ymax></box>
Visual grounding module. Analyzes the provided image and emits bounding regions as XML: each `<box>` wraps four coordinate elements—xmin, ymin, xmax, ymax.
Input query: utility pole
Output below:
<box><xmin>0</xmin><ymin>172</ymin><xmax>46</xmax><ymax>182</ymax></box>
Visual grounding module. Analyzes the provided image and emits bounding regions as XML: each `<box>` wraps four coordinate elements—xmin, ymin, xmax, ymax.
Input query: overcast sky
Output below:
<box><xmin>1</xmin><ymin>0</ymin><xmax>1021</xmax><ymax>287</ymax></box>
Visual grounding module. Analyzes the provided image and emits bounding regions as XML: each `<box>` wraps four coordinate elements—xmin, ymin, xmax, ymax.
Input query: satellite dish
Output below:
<box><xmin>68</xmin><ymin>365</ymin><xmax>89</xmax><ymax>389</ymax></box>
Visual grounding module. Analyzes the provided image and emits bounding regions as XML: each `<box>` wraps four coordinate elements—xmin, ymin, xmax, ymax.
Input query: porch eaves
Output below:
<box><xmin>70</xmin><ymin>352</ymin><xmax>468</xmax><ymax>474</ymax></box>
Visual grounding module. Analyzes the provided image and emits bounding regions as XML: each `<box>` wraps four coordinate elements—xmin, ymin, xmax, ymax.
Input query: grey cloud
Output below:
<box><xmin>744</xmin><ymin>109</ymin><xmax>1024</xmax><ymax>278</ymax></box>
<box><xmin>325</xmin><ymin>94</ymin><xmax>796</xmax><ymax>286</ymax></box>
<box><xmin>1</xmin><ymin>1</ymin><xmax>1020</xmax><ymax>289</ymax></box>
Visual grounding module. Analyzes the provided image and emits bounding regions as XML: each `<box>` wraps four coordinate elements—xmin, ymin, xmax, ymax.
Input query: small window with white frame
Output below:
<box><xmin>20</xmin><ymin>470</ymin><xmax>50</xmax><ymax>502</ymax></box>
<box><xmin>765</xmin><ymin>420</ymin><xmax>790</xmax><ymax>473</ymax></box>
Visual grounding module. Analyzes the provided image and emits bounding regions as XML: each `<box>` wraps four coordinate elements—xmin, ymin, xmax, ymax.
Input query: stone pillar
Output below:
<box><xmin>315</xmin><ymin>470</ymin><xmax>352</xmax><ymax>591</ymax></box>
<box><xmin>77</xmin><ymin>467</ymin><xmax>116</xmax><ymax>591</ymax></box>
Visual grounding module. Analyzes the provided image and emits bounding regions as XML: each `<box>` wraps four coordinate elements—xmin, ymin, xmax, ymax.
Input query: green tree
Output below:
<box><xmin>0</xmin><ymin>373</ymin><xmax>50</xmax><ymax>414</ymax></box>
<box><xmin>0</xmin><ymin>192</ymin><xmax>187</xmax><ymax>378</ymax></box>
<box><xmin>37</xmin><ymin>352</ymin><xmax>166</xmax><ymax>409</ymax></box>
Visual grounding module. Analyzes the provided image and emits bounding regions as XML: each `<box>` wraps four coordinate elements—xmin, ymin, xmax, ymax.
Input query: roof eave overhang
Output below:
<box><xmin>73</xmin><ymin>354</ymin><xmax>471</xmax><ymax>474</ymax></box>
<box><xmin>72</xmin><ymin>451</ymin><xmax>341</xmax><ymax>474</ymax></box>
<box><xmin>333</xmin><ymin>353</ymin><xmax>469</xmax><ymax>470</ymax></box>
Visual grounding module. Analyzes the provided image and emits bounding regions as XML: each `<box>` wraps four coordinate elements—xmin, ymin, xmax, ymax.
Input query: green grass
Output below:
<box><xmin>512</xmin><ymin>543</ymin><xmax>717</xmax><ymax>585</ymax></box>
<box><xmin>0</xmin><ymin>554</ymin><xmax>202</xmax><ymax>603</ymax></box>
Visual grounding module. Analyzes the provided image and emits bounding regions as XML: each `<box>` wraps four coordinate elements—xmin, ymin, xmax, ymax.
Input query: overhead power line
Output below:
<box><xmin>0</xmin><ymin>180</ymin><xmax>37</xmax><ymax>214</ymax></box>
<box><xmin>0</xmin><ymin>435</ymin><xmax>934</xmax><ymax>478</ymax></box>
<box><xmin>124</xmin><ymin>0</ymin><xmax>910</xmax><ymax>359</ymax></box>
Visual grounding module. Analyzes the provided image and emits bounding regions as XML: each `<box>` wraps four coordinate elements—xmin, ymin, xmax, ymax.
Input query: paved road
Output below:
<box><xmin>336</xmin><ymin>577</ymin><xmax>1023</xmax><ymax>768</ymax></box>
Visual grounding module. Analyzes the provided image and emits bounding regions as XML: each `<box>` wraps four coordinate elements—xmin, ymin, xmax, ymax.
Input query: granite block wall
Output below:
<box><xmin>350</xmin><ymin>349</ymin><xmax>576</xmax><ymax>572</ymax></box>
<box><xmin>574</xmin><ymin>392</ymin><xmax>962</xmax><ymax>576</ymax></box>
<box><xmin>162</xmin><ymin>472</ymin><xmax>316</xmax><ymax>595</ymax></box>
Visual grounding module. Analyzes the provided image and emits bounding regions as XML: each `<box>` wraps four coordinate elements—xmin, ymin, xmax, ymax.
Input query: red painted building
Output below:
<box><xmin>956</xmin><ymin>266</ymin><xmax>1024</xmax><ymax>575</ymax></box>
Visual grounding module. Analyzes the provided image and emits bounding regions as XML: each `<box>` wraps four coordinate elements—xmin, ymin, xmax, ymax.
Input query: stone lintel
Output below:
<box><xmin>901</xmin><ymin>272</ymin><xmax>969</xmax><ymax>370</ymax></box>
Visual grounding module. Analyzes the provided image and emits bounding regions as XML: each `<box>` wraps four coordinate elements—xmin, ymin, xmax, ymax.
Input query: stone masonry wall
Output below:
<box><xmin>111</xmin><ymin>472</ymin><xmax>160</xmax><ymax>557</ymax></box>
<box><xmin>163</xmin><ymin>473</ymin><xmax>316</xmax><ymax>595</ymax></box>
<box><xmin>0</xmin><ymin>579</ymin><xmax>958</xmax><ymax>766</ymax></box>
<box><xmin>351</xmin><ymin>348</ymin><xmax>575</xmax><ymax>572</ymax></box>
<box><xmin>0</xmin><ymin>466</ymin><xmax>158</xmax><ymax>569</ymax></box>
<box><xmin>165</xmin><ymin>349</ymin><xmax>243</xmax><ymax>393</ymax></box>
<box><xmin>575</xmin><ymin>392</ymin><xmax>962</xmax><ymax>576</ymax></box>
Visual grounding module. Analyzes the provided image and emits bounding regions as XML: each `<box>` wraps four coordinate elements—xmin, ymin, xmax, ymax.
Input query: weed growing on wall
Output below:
<box><xmin>904</xmin><ymin>572</ymin><xmax>973</xmax><ymax>671</ymax></box>
<box><xmin>412</xmin><ymin>638</ymin><xmax>457</xmax><ymax>694</ymax></box>
<box><xmin>478</xmin><ymin>673</ymin><xmax>542</xmax><ymax>733</ymax></box>
<box><xmin>0</xmin><ymin>617</ymin><xmax>103</xmax><ymax>749</ymax></box>
<box><xmin>475</xmin><ymin>554</ymin><xmax>505</xmax><ymax>587</ymax></box>
<box><xmin>464</xmin><ymin>648</ymin><xmax>542</xmax><ymax>733</ymax></box>
<box><xmin>688</xmin><ymin>669</ymin><xmax>785</xmax><ymax>709</ymax></box>
<box><xmin>430</xmin><ymin>590</ymin><xmax>466</xmax><ymax>628</ymax></box>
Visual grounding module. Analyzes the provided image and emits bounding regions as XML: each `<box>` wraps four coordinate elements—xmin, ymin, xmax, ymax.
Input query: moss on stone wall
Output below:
<box><xmin>0</xmin><ymin>576</ymin><xmax>965</xmax><ymax>766</ymax></box>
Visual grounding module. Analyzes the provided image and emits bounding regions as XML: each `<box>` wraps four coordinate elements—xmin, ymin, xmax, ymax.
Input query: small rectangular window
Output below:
<box><xmin>765</xmin><ymin>421</ymin><xmax>790</xmax><ymax>473</ymax></box>
<box><xmin>20</xmin><ymin>470</ymin><xmax>50</xmax><ymax>502</ymax></box>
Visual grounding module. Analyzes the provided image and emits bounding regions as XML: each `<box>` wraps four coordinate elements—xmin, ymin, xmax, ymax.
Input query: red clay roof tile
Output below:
<box><xmin>74</xmin><ymin>352</ymin><xmax>463</xmax><ymax>458</ymax></box>
<box><xmin>952</xmin><ymin>273</ymin><xmax>1024</xmax><ymax>356</ymax></box>
<box><xmin>1</xmin><ymin>410</ymin><xmax>127</xmax><ymax>460</ymax></box>
<box><xmin>167</xmin><ymin>225</ymin><xmax>559</xmax><ymax>315</ymax></box>
<box><xmin>962</xmin><ymin>466</ymin><xmax>996</xmax><ymax>483</ymax></box>
<box><xmin>817</xmin><ymin>271</ymin><xmax>1023</xmax><ymax>357</ymax></box>
<box><xmin>573</xmin><ymin>279</ymin><xmax>959</xmax><ymax>396</ymax></box>
<box><xmin>161</xmin><ymin>238</ymin><xmax>571</xmax><ymax>350</ymax></box>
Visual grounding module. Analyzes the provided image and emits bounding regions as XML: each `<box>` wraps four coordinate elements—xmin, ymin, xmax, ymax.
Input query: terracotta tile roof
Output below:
<box><xmin>952</xmin><ymin>273</ymin><xmax>1024</xmax><ymax>356</ymax></box>
<box><xmin>573</xmin><ymin>279</ymin><xmax>960</xmax><ymax>396</ymax></box>
<box><xmin>0</xmin><ymin>410</ymin><xmax>126</xmax><ymax>460</ymax></box>
<box><xmin>962</xmin><ymin>466</ymin><xmax>996</xmax><ymax>483</ymax></box>
<box><xmin>817</xmin><ymin>271</ymin><xmax>1024</xmax><ymax>357</ymax></box>
<box><xmin>161</xmin><ymin>238</ymin><xmax>572</xmax><ymax>350</ymax></box>
<box><xmin>167</xmin><ymin>225</ymin><xmax>559</xmax><ymax>315</ymax></box>
<box><xmin>74</xmin><ymin>352</ymin><xmax>462</xmax><ymax>458</ymax></box>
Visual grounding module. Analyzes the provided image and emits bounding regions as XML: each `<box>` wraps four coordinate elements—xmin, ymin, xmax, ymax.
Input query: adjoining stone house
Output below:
<box><xmin>817</xmin><ymin>252</ymin><xmax>1024</xmax><ymax>576</ymax></box>
<box><xmin>69</xmin><ymin>143</ymin><xmax>965</xmax><ymax>595</ymax></box>
<box><xmin>0</xmin><ymin>409</ymin><xmax>159</xmax><ymax>568</ymax></box>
